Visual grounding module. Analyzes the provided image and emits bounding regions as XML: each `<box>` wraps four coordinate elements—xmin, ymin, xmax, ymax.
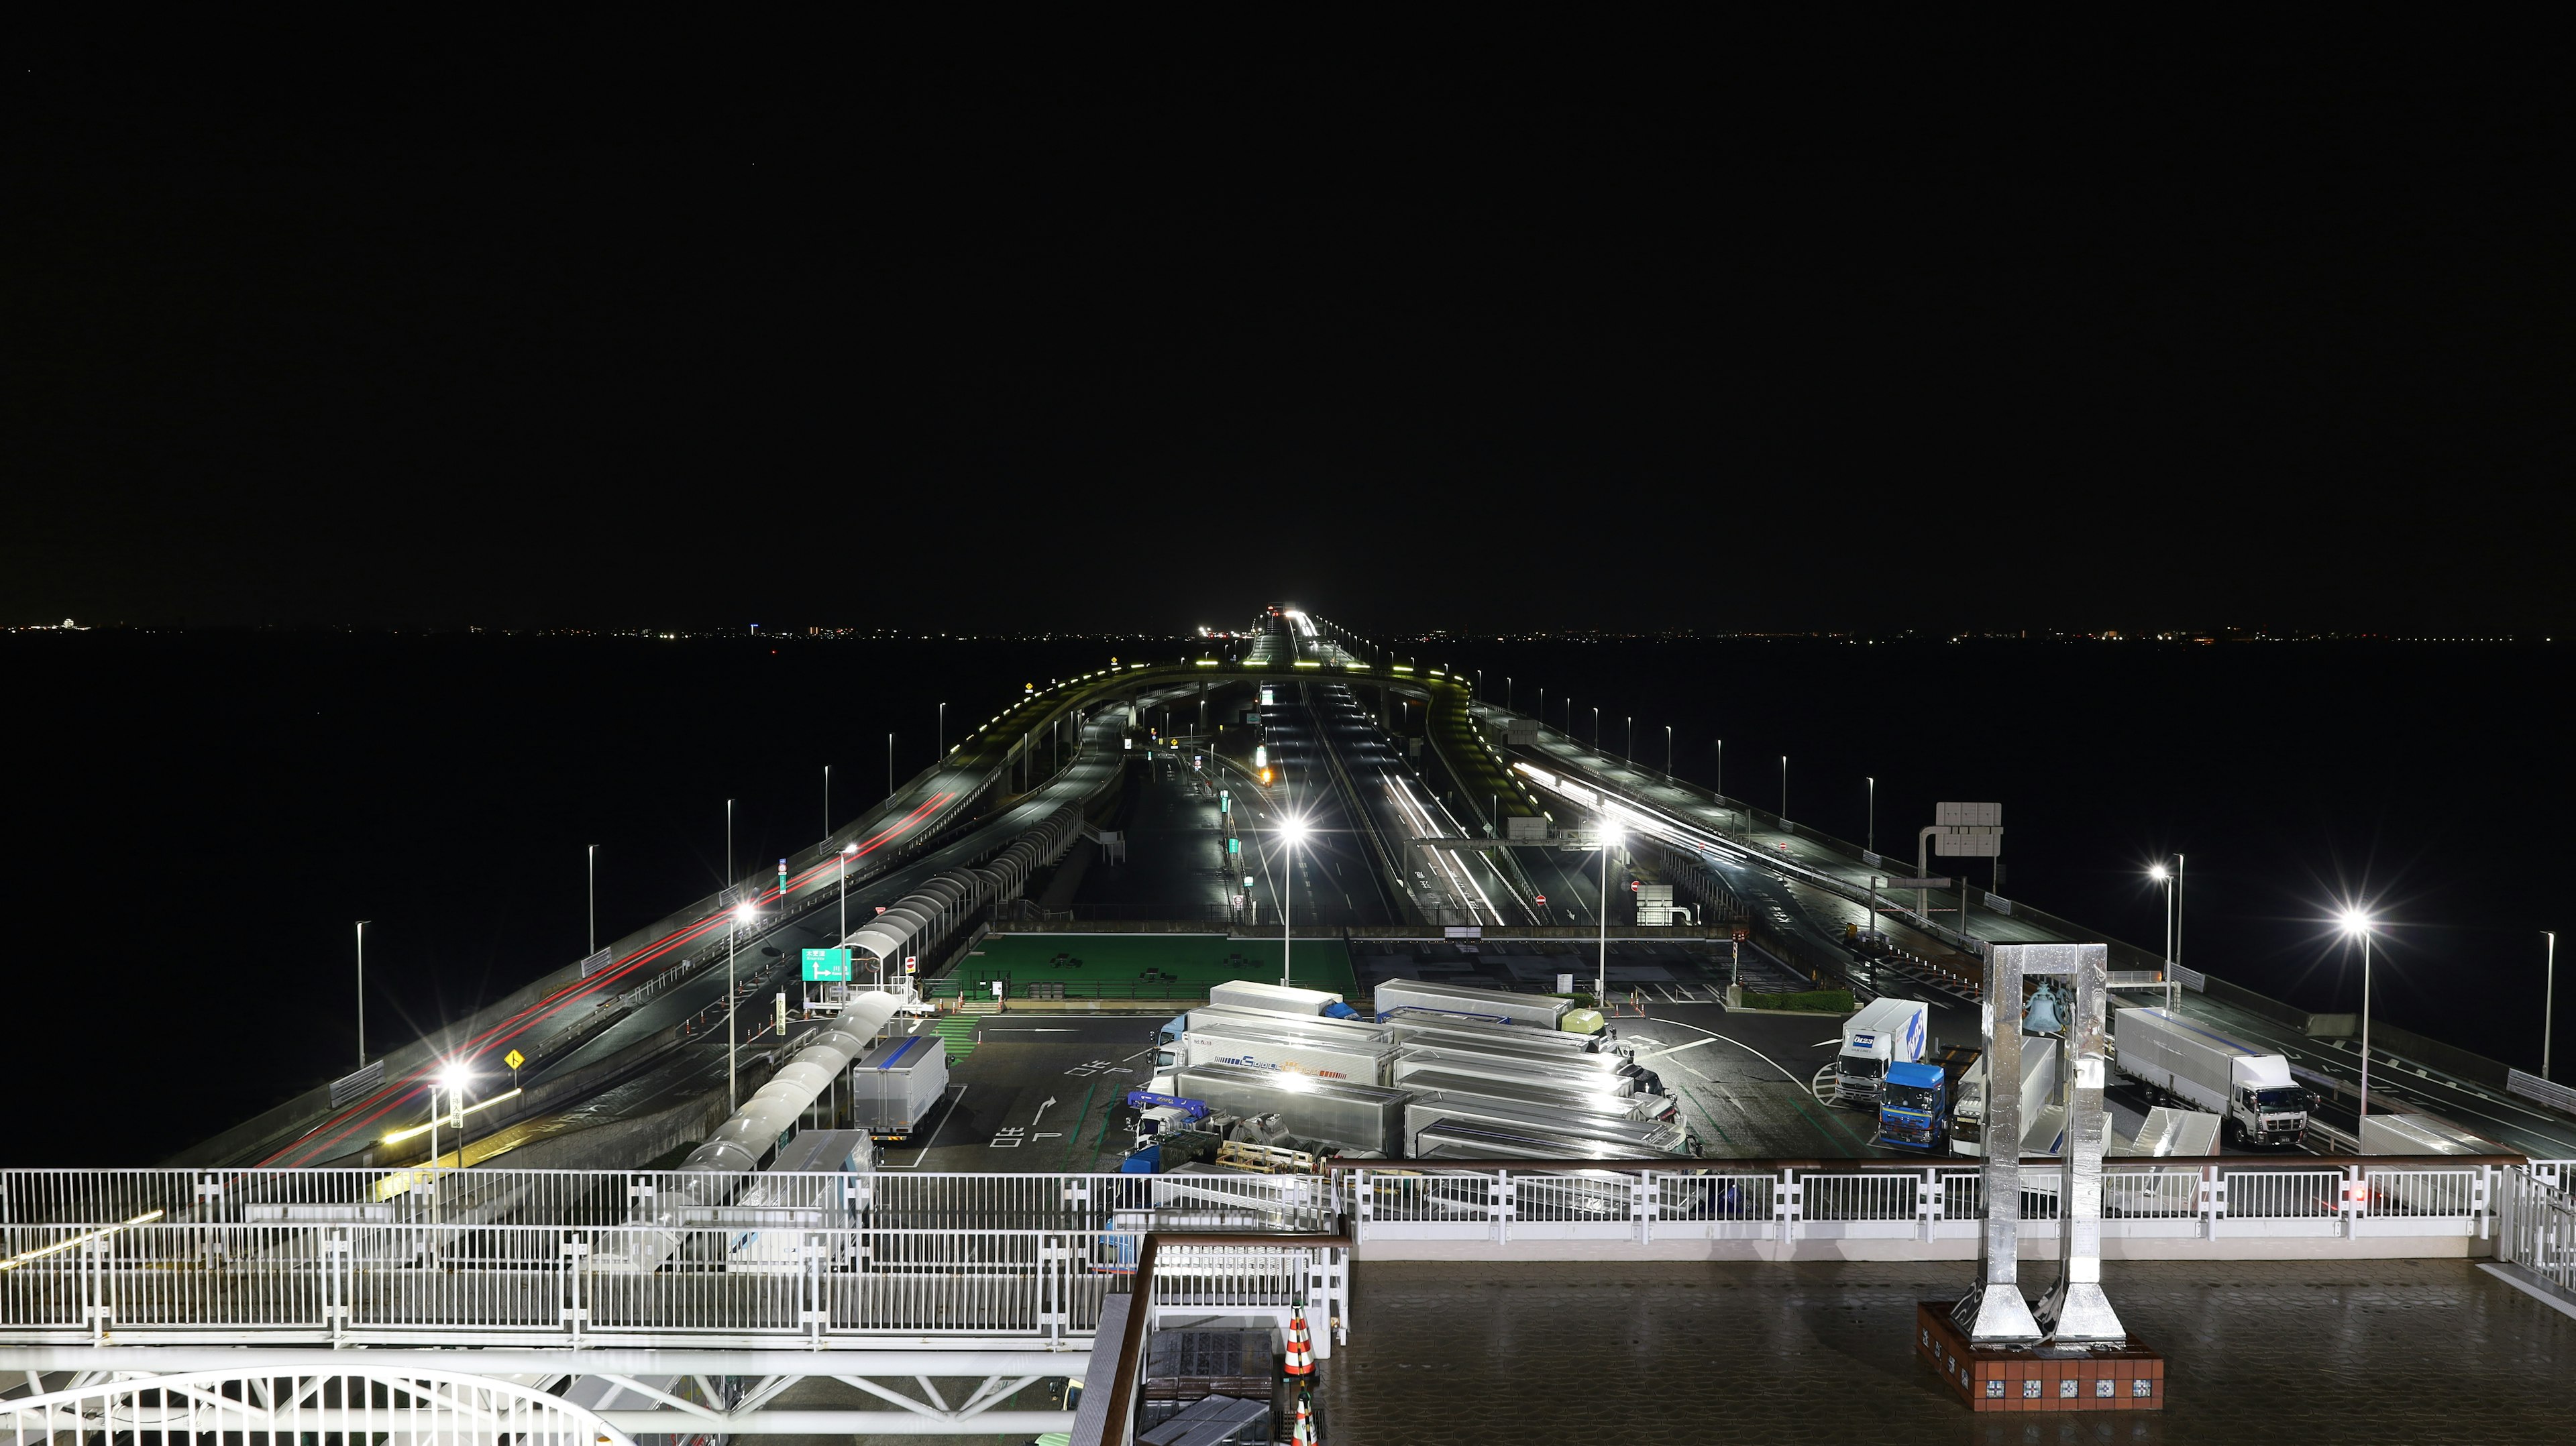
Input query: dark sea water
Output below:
<box><xmin>5</xmin><ymin>632</ymin><xmax>2566</xmax><ymax>1165</ymax></box>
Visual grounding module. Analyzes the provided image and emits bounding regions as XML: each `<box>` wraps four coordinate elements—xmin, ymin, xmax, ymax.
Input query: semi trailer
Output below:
<box><xmin>1177</xmin><ymin>1013</ymin><xmax>1402</xmax><ymax>1084</ymax></box>
<box><xmin>849</xmin><ymin>1032</ymin><xmax>949</xmax><ymax>1140</ymax></box>
<box><xmin>1401</xmin><ymin>1093</ymin><xmax>1695</xmax><ymax>1158</ymax></box>
<box><xmin>1949</xmin><ymin>1038</ymin><xmax>2063</xmax><ymax>1158</ymax></box>
<box><xmin>1208</xmin><ymin>979</ymin><xmax>1357</xmax><ymax>1019</ymax></box>
<box><xmin>2112</xmin><ymin>1007</ymin><xmax>2310</xmax><ymax>1147</ymax></box>
<box><xmin>1373</xmin><ymin>977</ymin><xmax>1572</xmax><ymax>1031</ymax></box>
<box><xmin>1390</xmin><ymin>1068</ymin><xmax>1679</xmax><ymax>1124</ymax></box>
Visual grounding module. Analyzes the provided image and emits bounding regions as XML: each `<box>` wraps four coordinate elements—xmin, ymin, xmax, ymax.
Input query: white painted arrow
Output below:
<box><xmin>1030</xmin><ymin>1096</ymin><xmax>1058</xmax><ymax>1128</ymax></box>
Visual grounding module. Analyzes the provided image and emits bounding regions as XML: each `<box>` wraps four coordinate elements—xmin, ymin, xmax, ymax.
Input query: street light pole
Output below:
<box><xmin>2546</xmin><ymin>930</ymin><xmax>2559</xmax><ymax>1081</ymax></box>
<box><xmin>355</xmin><ymin>921</ymin><xmax>368</xmax><ymax>1068</ymax></box>
<box><xmin>726</xmin><ymin>799</ymin><xmax>734</xmax><ymax>895</ymax></box>
<box><xmin>823</xmin><ymin>765</ymin><xmax>830</xmax><ymax>842</ymax></box>
<box><xmin>938</xmin><ymin>702</ymin><xmax>947</xmax><ymax>758</ymax></box>
<box><xmin>1598</xmin><ymin>827</ymin><xmax>1621</xmax><ymax>1006</ymax></box>
<box><xmin>1866</xmin><ymin>779</ymin><xmax>1875</xmax><ymax>854</ymax></box>
<box><xmin>586</xmin><ymin>846</ymin><xmax>596</xmax><ymax>956</ymax></box>
<box><xmin>2339</xmin><ymin>909</ymin><xmax>2377</xmax><ymax>1137</ymax></box>
<box><xmin>1666</xmin><ymin>725</ymin><xmax>1674</xmax><ymax>777</ymax></box>
<box><xmin>1279</xmin><ymin>816</ymin><xmax>1307</xmax><ymax>987</ymax></box>
<box><xmin>1780</xmin><ymin>756</ymin><xmax>1788</xmax><ymax>824</ymax></box>
<box><xmin>887</xmin><ymin>732</ymin><xmax>895</xmax><ymax>802</ymax></box>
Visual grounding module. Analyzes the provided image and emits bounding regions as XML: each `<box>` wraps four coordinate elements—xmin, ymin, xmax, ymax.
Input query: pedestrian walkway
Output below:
<box><xmin>1321</xmin><ymin>1258</ymin><xmax>2571</xmax><ymax>1443</ymax></box>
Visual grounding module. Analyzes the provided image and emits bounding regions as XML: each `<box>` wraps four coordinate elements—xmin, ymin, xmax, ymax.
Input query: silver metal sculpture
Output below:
<box><xmin>1951</xmin><ymin>942</ymin><xmax>2043</xmax><ymax>1345</ymax></box>
<box><xmin>1952</xmin><ymin>940</ymin><xmax>2125</xmax><ymax>1347</ymax></box>
<box><xmin>2033</xmin><ymin>941</ymin><xmax>2127</xmax><ymax>1344</ymax></box>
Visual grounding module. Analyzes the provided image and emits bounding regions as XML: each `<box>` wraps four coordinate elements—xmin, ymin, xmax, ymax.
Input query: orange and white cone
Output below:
<box><xmin>1283</xmin><ymin>1302</ymin><xmax>1315</xmax><ymax>1378</ymax></box>
<box><xmin>1291</xmin><ymin>1388</ymin><xmax>1318</xmax><ymax>1445</ymax></box>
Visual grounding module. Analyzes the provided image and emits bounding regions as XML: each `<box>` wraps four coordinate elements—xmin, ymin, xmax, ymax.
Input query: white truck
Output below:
<box><xmin>1949</xmin><ymin>1038</ymin><xmax>2063</xmax><ymax>1158</ymax></box>
<box><xmin>1833</xmin><ymin>997</ymin><xmax>1928</xmax><ymax>1108</ymax></box>
<box><xmin>2111</xmin><ymin>1007</ymin><xmax>2309</xmax><ymax>1148</ymax></box>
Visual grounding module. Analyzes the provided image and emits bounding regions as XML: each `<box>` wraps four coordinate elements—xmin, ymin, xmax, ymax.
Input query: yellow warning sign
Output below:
<box><xmin>504</xmin><ymin>1049</ymin><xmax>525</xmax><ymax>1070</ymax></box>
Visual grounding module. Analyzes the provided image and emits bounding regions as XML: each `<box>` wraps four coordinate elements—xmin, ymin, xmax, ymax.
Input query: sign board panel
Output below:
<box><xmin>801</xmin><ymin>947</ymin><xmax>853</xmax><ymax>982</ymax></box>
<box><xmin>578</xmin><ymin>947</ymin><xmax>616</xmax><ymax>978</ymax></box>
<box><xmin>1882</xmin><ymin>876</ymin><xmax>1951</xmax><ymax>890</ymax></box>
<box><xmin>1556</xmin><ymin>972</ymin><xmax>1575</xmax><ymax>995</ymax></box>
<box><xmin>1933</xmin><ymin>829</ymin><xmax>2002</xmax><ymax>858</ymax></box>
<box><xmin>1935</xmin><ymin>801</ymin><xmax>2001</xmax><ymax>828</ymax></box>
<box><xmin>1444</xmin><ymin>926</ymin><xmax>1483</xmax><ymax>938</ymax></box>
<box><xmin>504</xmin><ymin>1049</ymin><xmax>525</xmax><ymax>1071</ymax></box>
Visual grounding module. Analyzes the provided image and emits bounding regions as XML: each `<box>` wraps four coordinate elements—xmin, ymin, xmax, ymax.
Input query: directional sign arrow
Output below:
<box><xmin>1030</xmin><ymin>1096</ymin><xmax>1058</xmax><ymax>1128</ymax></box>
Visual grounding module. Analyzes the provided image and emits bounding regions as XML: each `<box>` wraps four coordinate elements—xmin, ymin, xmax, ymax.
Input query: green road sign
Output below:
<box><xmin>801</xmin><ymin>947</ymin><xmax>852</xmax><ymax>981</ymax></box>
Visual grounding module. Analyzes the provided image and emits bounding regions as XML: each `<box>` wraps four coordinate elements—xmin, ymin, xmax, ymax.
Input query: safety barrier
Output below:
<box><xmin>1341</xmin><ymin>1158</ymin><xmax>2516</xmax><ymax>1249</ymax></box>
<box><xmin>0</xmin><ymin>1168</ymin><xmax>1337</xmax><ymax>1347</ymax></box>
<box><xmin>2495</xmin><ymin>1164</ymin><xmax>2576</xmax><ymax>1294</ymax></box>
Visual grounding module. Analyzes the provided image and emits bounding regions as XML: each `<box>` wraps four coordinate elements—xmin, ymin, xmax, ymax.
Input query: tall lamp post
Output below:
<box><xmin>1597</xmin><ymin>825</ymin><xmax>1623</xmax><ymax>1006</ymax></box>
<box><xmin>1780</xmin><ymin>756</ymin><xmax>1789</xmax><ymax>824</ymax></box>
<box><xmin>2546</xmin><ymin>930</ymin><xmax>2559</xmax><ymax>1081</ymax></box>
<box><xmin>2337</xmin><ymin>908</ymin><xmax>2377</xmax><ymax>1135</ymax></box>
<box><xmin>823</xmin><ymin>766</ymin><xmax>830</xmax><ymax>842</ymax></box>
<box><xmin>354</xmin><ymin>922</ymin><xmax>370</xmax><ymax>1068</ymax></box>
<box><xmin>1866</xmin><ymin>778</ymin><xmax>1876</xmax><ymax>854</ymax></box>
<box><xmin>1665</xmin><ymin>725</ymin><xmax>1674</xmax><ymax>777</ymax></box>
<box><xmin>2150</xmin><ymin>863</ymin><xmax>2174</xmax><ymax>1008</ymax></box>
<box><xmin>1279</xmin><ymin>816</ymin><xmax>1309</xmax><ymax>987</ymax></box>
<box><xmin>586</xmin><ymin>846</ymin><xmax>597</xmax><ymax>956</ymax></box>
<box><xmin>729</xmin><ymin>901</ymin><xmax>757</xmax><ymax>1111</ymax></box>
<box><xmin>938</xmin><ymin>702</ymin><xmax>947</xmax><ymax>758</ymax></box>
<box><xmin>430</xmin><ymin>1060</ymin><xmax>470</xmax><ymax>1225</ymax></box>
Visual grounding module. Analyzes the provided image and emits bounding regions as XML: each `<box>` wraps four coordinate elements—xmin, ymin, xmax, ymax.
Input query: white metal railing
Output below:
<box><xmin>0</xmin><ymin>1168</ymin><xmax>1336</xmax><ymax>1347</ymax></box>
<box><xmin>2497</xmin><ymin>1166</ymin><xmax>2576</xmax><ymax>1293</ymax></box>
<box><xmin>1344</xmin><ymin>1162</ymin><xmax>2514</xmax><ymax>1247</ymax></box>
<box><xmin>0</xmin><ymin>1367</ymin><xmax>629</xmax><ymax>1446</ymax></box>
<box><xmin>0</xmin><ymin>1168</ymin><xmax>1332</xmax><ymax>1233</ymax></box>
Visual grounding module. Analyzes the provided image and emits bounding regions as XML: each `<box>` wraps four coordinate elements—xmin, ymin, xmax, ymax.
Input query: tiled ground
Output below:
<box><xmin>1320</xmin><ymin>1258</ymin><xmax>2572</xmax><ymax>1444</ymax></box>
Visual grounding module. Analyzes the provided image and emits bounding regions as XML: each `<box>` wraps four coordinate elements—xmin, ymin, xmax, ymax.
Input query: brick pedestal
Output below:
<box><xmin>1916</xmin><ymin>1302</ymin><xmax>2165</xmax><ymax>1412</ymax></box>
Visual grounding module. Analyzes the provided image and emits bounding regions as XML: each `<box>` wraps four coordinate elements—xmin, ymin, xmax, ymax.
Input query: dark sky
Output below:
<box><xmin>7</xmin><ymin>46</ymin><xmax>2571</xmax><ymax>634</ymax></box>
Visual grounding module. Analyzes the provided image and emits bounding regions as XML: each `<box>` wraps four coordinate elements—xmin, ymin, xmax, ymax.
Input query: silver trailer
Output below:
<box><xmin>1393</xmin><ymin>1044</ymin><xmax>1639</xmax><ymax>1091</ymax></box>
<box><xmin>2113</xmin><ymin>1007</ymin><xmax>2309</xmax><ymax>1147</ymax></box>
<box><xmin>1173</xmin><ymin>1062</ymin><xmax>1410</xmax><ymax>1156</ymax></box>
<box><xmin>1393</xmin><ymin>1068</ymin><xmax>1676</xmax><ymax>1123</ymax></box>
<box><xmin>1373</xmin><ymin>978</ymin><xmax>1571</xmax><ymax>1031</ymax></box>
<box><xmin>1401</xmin><ymin>1093</ymin><xmax>1693</xmax><ymax>1158</ymax></box>
<box><xmin>849</xmin><ymin>1032</ymin><xmax>949</xmax><ymax>1139</ymax></box>
<box><xmin>1208</xmin><ymin>979</ymin><xmax>1344</xmax><ymax>1017</ymax></box>
<box><xmin>1179</xmin><ymin>1013</ymin><xmax>1401</xmax><ymax>1084</ymax></box>
<box><xmin>1414</xmin><ymin>1120</ymin><xmax>1650</xmax><ymax>1162</ymax></box>
<box><xmin>1377</xmin><ymin>1007</ymin><xmax>1621</xmax><ymax>1058</ymax></box>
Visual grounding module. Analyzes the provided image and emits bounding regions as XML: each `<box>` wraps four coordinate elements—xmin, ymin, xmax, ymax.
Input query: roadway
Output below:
<box><xmin>1499</xmin><ymin>710</ymin><xmax>2576</xmax><ymax>1158</ymax></box>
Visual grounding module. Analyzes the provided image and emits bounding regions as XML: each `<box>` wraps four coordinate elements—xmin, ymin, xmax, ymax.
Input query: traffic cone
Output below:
<box><xmin>1291</xmin><ymin>1388</ymin><xmax>1317</xmax><ymax>1444</ymax></box>
<box><xmin>1283</xmin><ymin>1301</ymin><xmax>1315</xmax><ymax>1377</ymax></box>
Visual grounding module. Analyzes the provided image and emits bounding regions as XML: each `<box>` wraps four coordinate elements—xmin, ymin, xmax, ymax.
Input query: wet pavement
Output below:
<box><xmin>1321</xmin><ymin>1258</ymin><xmax>2572</xmax><ymax>1443</ymax></box>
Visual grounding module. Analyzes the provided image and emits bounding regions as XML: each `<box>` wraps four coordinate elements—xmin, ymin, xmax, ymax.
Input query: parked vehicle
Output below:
<box><xmin>1950</xmin><ymin>1037</ymin><xmax>2062</xmax><ymax>1158</ymax></box>
<box><xmin>2111</xmin><ymin>1007</ymin><xmax>2308</xmax><ymax>1148</ymax></box>
<box><xmin>1833</xmin><ymin>997</ymin><xmax>1928</xmax><ymax>1108</ymax></box>
<box><xmin>1876</xmin><ymin>1044</ymin><xmax>1978</xmax><ymax>1151</ymax></box>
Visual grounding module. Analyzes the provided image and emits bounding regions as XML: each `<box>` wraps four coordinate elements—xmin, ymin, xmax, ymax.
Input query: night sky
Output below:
<box><xmin>8</xmin><ymin>48</ymin><xmax>2571</xmax><ymax>634</ymax></box>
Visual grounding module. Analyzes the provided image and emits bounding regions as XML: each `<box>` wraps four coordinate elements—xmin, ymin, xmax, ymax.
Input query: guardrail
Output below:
<box><xmin>1336</xmin><ymin>1157</ymin><xmax>2520</xmax><ymax>1249</ymax></box>
<box><xmin>2496</xmin><ymin>1164</ymin><xmax>2576</xmax><ymax>1294</ymax></box>
<box><xmin>0</xmin><ymin>1169</ymin><xmax>1337</xmax><ymax>1347</ymax></box>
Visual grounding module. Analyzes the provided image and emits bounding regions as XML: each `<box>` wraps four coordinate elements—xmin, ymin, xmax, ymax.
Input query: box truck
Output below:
<box><xmin>2111</xmin><ymin>1007</ymin><xmax>2309</xmax><ymax>1148</ymax></box>
<box><xmin>1208</xmin><ymin>979</ymin><xmax>1356</xmax><ymax>1019</ymax></box>
<box><xmin>849</xmin><ymin>1032</ymin><xmax>949</xmax><ymax>1140</ymax></box>
<box><xmin>1833</xmin><ymin>997</ymin><xmax>1929</xmax><ymax>1107</ymax></box>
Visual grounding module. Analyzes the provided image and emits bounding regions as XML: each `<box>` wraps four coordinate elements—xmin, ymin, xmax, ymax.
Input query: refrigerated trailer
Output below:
<box><xmin>2112</xmin><ymin>1007</ymin><xmax>2309</xmax><ymax>1147</ymax></box>
<box><xmin>1178</xmin><ymin>1013</ymin><xmax>1401</xmax><ymax>1084</ymax></box>
<box><xmin>1171</xmin><ymin>1062</ymin><xmax>1411</xmax><ymax>1156</ymax></box>
<box><xmin>1208</xmin><ymin>979</ymin><xmax>1352</xmax><ymax>1018</ymax></box>
<box><xmin>1401</xmin><ymin>1093</ymin><xmax>1695</xmax><ymax>1158</ymax></box>
<box><xmin>1392</xmin><ymin>1069</ymin><xmax>1678</xmax><ymax>1123</ymax></box>
<box><xmin>1373</xmin><ymin>978</ymin><xmax>1572</xmax><ymax>1031</ymax></box>
<box><xmin>1391</xmin><ymin>1045</ymin><xmax>1642</xmax><ymax>1095</ymax></box>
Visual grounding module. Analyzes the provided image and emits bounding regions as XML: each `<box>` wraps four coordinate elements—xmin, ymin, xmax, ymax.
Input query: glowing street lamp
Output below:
<box><xmin>2338</xmin><ymin>907</ymin><xmax>2377</xmax><ymax>1134</ymax></box>
<box><xmin>1597</xmin><ymin>824</ymin><xmax>1624</xmax><ymax>1006</ymax></box>
<box><xmin>1279</xmin><ymin>815</ymin><xmax>1309</xmax><ymax>987</ymax></box>
<box><xmin>730</xmin><ymin>899</ymin><xmax>758</xmax><ymax>1111</ymax></box>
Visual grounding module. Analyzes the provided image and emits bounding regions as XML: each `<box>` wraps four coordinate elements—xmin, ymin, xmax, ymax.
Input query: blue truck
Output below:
<box><xmin>1875</xmin><ymin>1045</ymin><xmax>1978</xmax><ymax>1152</ymax></box>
